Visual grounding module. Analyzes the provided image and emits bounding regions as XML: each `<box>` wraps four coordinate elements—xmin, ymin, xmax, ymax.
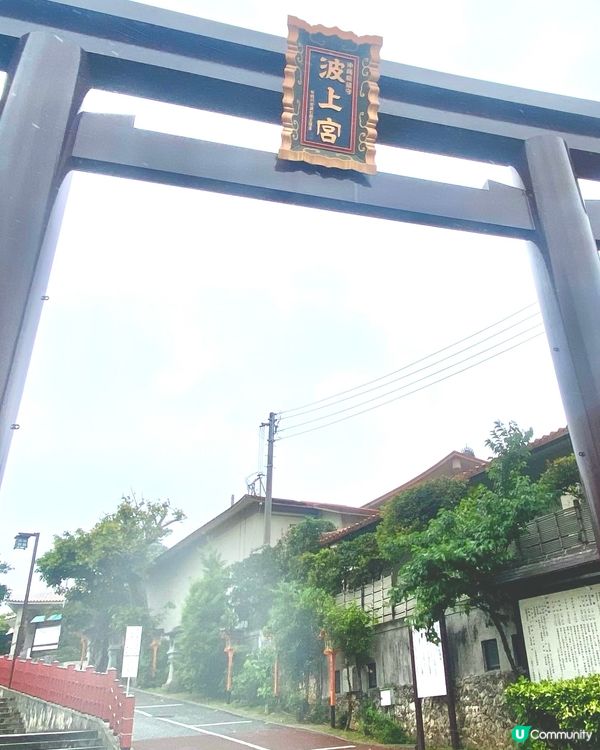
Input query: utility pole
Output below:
<box><xmin>262</xmin><ymin>412</ymin><xmax>277</xmax><ymax>546</ymax></box>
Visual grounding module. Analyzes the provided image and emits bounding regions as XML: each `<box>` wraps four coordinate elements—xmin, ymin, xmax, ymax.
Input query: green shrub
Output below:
<box><xmin>357</xmin><ymin>700</ymin><xmax>408</xmax><ymax>744</ymax></box>
<box><xmin>505</xmin><ymin>675</ymin><xmax>600</xmax><ymax>748</ymax></box>
<box><xmin>305</xmin><ymin>700</ymin><xmax>329</xmax><ymax>724</ymax></box>
<box><xmin>232</xmin><ymin>647</ymin><xmax>275</xmax><ymax>706</ymax></box>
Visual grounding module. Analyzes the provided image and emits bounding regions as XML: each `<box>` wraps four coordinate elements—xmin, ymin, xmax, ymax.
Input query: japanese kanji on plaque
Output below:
<box><xmin>279</xmin><ymin>16</ymin><xmax>382</xmax><ymax>174</ymax></box>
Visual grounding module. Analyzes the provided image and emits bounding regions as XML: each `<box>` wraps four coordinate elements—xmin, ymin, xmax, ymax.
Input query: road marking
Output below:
<box><xmin>134</xmin><ymin>709</ymin><xmax>151</xmax><ymax>717</ymax></box>
<box><xmin>310</xmin><ymin>746</ymin><xmax>356</xmax><ymax>750</ymax></box>
<box><xmin>157</xmin><ymin>717</ymin><xmax>269</xmax><ymax>750</ymax></box>
<box><xmin>192</xmin><ymin>721</ymin><xmax>253</xmax><ymax>727</ymax></box>
<box><xmin>136</xmin><ymin>704</ymin><xmax>183</xmax><ymax>709</ymax></box>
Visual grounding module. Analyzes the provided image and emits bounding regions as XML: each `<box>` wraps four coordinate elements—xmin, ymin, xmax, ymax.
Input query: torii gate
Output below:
<box><xmin>1</xmin><ymin>1</ymin><xmax>600</xmax><ymax>553</ymax></box>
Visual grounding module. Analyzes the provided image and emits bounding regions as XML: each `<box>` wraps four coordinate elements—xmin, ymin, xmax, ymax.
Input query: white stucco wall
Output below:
<box><xmin>148</xmin><ymin>506</ymin><xmax>351</xmax><ymax>632</ymax></box>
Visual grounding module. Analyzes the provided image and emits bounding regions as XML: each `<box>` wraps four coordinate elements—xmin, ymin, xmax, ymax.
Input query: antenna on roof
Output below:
<box><xmin>246</xmin><ymin>472</ymin><xmax>265</xmax><ymax>497</ymax></box>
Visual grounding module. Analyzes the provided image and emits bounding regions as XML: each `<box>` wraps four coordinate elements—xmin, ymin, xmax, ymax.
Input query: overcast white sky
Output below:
<box><xmin>2</xmin><ymin>0</ymin><xmax>600</xmax><ymax>595</ymax></box>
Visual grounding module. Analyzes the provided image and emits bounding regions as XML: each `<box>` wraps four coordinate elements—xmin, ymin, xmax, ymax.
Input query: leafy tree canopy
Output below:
<box><xmin>268</xmin><ymin>582</ymin><xmax>332</xmax><ymax>691</ymax></box>
<box><xmin>303</xmin><ymin>533</ymin><xmax>386</xmax><ymax>595</ymax></box>
<box><xmin>229</xmin><ymin>545</ymin><xmax>281</xmax><ymax>631</ymax></box>
<box><xmin>538</xmin><ymin>453</ymin><xmax>584</xmax><ymax>504</ymax></box>
<box><xmin>377</xmin><ymin>476</ymin><xmax>468</xmax><ymax>563</ymax></box>
<box><xmin>392</xmin><ymin>421</ymin><xmax>549</xmax><ymax>675</ymax></box>
<box><xmin>275</xmin><ymin>517</ymin><xmax>336</xmax><ymax>580</ymax></box>
<box><xmin>37</xmin><ymin>494</ymin><xmax>184</xmax><ymax>669</ymax></box>
<box><xmin>176</xmin><ymin>550</ymin><xmax>231</xmax><ymax>696</ymax></box>
<box><xmin>0</xmin><ymin>560</ymin><xmax>9</xmax><ymax>604</ymax></box>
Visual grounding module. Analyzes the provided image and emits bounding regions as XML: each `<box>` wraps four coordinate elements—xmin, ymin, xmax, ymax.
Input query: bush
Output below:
<box><xmin>281</xmin><ymin>690</ymin><xmax>309</xmax><ymax>722</ymax></box>
<box><xmin>305</xmin><ymin>700</ymin><xmax>329</xmax><ymax>724</ymax></box>
<box><xmin>505</xmin><ymin>675</ymin><xmax>600</xmax><ymax>749</ymax></box>
<box><xmin>231</xmin><ymin>647</ymin><xmax>275</xmax><ymax>706</ymax></box>
<box><xmin>357</xmin><ymin>700</ymin><xmax>408</xmax><ymax>744</ymax></box>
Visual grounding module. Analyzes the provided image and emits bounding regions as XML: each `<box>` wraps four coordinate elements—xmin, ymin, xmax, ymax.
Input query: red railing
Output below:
<box><xmin>0</xmin><ymin>657</ymin><xmax>134</xmax><ymax>749</ymax></box>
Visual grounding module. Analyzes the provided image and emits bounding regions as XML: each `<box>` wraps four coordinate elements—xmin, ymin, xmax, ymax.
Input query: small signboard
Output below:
<box><xmin>519</xmin><ymin>584</ymin><xmax>600</xmax><ymax>682</ymax></box>
<box><xmin>31</xmin><ymin>624</ymin><xmax>61</xmax><ymax>653</ymax></box>
<box><xmin>121</xmin><ymin>625</ymin><xmax>143</xmax><ymax>680</ymax></box>
<box><xmin>279</xmin><ymin>16</ymin><xmax>382</xmax><ymax>174</ymax></box>
<box><xmin>412</xmin><ymin>623</ymin><xmax>447</xmax><ymax>698</ymax></box>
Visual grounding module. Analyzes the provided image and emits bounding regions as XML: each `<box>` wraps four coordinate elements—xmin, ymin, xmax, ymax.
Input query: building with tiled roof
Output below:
<box><xmin>323</xmin><ymin>427</ymin><xmax>572</xmax><ymax>546</ymax></box>
<box><xmin>364</xmin><ymin>450</ymin><xmax>488</xmax><ymax>510</ymax></box>
<box><xmin>148</xmin><ymin>494</ymin><xmax>377</xmax><ymax>632</ymax></box>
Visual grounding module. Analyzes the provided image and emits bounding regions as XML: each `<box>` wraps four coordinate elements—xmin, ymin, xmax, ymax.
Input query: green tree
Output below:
<box><xmin>176</xmin><ymin>551</ymin><xmax>231</xmax><ymax>696</ymax></box>
<box><xmin>392</xmin><ymin>421</ymin><xmax>548</xmax><ymax>675</ymax></box>
<box><xmin>268</xmin><ymin>583</ymin><xmax>332</xmax><ymax>708</ymax></box>
<box><xmin>37</xmin><ymin>494</ymin><xmax>184</xmax><ymax>670</ymax></box>
<box><xmin>0</xmin><ymin>613</ymin><xmax>11</xmax><ymax>655</ymax></box>
<box><xmin>377</xmin><ymin>477</ymin><xmax>467</xmax><ymax>563</ymax></box>
<box><xmin>303</xmin><ymin>533</ymin><xmax>386</xmax><ymax>595</ymax></box>
<box><xmin>538</xmin><ymin>454</ymin><xmax>584</xmax><ymax>505</ymax></box>
<box><xmin>275</xmin><ymin>517</ymin><xmax>336</xmax><ymax>581</ymax></box>
<box><xmin>0</xmin><ymin>560</ymin><xmax>9</xmax><ymax>604</ymax></box>
<box><xmin>229</xmin><ymin>545</ymin><xmax>282</xmax><ymax>631</ymax></box>
<box><xmin>323</xmin><ymin>601</ymin><xmax>374</xmax><ymax>728</ymax></box>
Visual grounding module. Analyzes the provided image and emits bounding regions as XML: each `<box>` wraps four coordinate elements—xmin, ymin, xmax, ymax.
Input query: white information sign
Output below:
<box><xmin>519</xmin><ymin>584</ymin><xmax>600</xmax><ymax>682</ymax></box>
<box><xmin>31</xmin><ymin>624</ymin><xmax>61</xmax><ymax>652</ymax></box>
<box><xmin>380</xmin><ymin>688</ymin><xmax>392</xmax><ymax>707</ymax></box>
<box><xmin>121</xmin><ymin>625</ymin><xmax>143</xmax><ymax>679</ymax></box>
<box><xmin>412</xmin><ymin>623</ymin><xmax>447</xmax><ymax>698</ymax></box>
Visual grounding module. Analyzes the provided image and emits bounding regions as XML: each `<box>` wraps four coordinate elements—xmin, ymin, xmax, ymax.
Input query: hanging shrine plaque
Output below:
<box><xmin>279</xmin><ymin>16</ymin><xmax>382</xmax><ymax>174</ymax></box>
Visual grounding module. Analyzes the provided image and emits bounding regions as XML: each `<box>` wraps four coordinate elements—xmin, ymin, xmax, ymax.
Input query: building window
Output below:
<box><xmin>334</xmin><ymin>669</ymin><xmax>341</xmax><ymax>694</ymax></box>
<box><xmin>482</xmin><ymin>638</ymin><xmax>500</xmax><ymax>671</ymax></box>
<box><xmin>367</xmin><ymin>661</ymin><xmax>377</xmax><ymax>689</ymax></box>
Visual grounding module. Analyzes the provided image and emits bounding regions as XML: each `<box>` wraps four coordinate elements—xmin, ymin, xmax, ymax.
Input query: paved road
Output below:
<box><xmin>132</xmin><ymin>690</ymin><xmax>385</xmax><ymax>750</ymax></box>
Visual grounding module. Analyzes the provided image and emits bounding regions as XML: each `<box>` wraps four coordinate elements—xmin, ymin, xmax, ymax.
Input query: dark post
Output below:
<box><xmin>0</xmin><ymin>31</ymin><xmax>88</xmax><ymax>484</ymax></box>
<box><xmin>438</xmin><ymin>615</ymin><xmax>460</xmax><ymax>749</ymax></box>
<box><xmin>521</xmin><ymin>135</ymin><xmax>600</xmax><ymax>549</ymax></box>
<box><xmin>408</xmin><ymin>628</ymin><xmax>426</xmax><ymax>750</ymax></box>
<box><xmin>9</xmin><ymin>532</ymin><xmax>40</xmax><ymax>688</ymax></box>
<box><xmin>263</xmin><ymin>412</ymin><xmax>276</xmax><ymax>546</ymax></box>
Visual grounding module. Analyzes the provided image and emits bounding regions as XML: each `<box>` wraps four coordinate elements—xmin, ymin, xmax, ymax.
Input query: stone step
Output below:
<box><xmin>0</xmin><ymin>731</ymin><xmax>101</xmax><ymax>749</ymax></box>
<box><xmin>0</xmin><ymin>729</ymin><xmax>100</xmax><ymax>750</ymax></box>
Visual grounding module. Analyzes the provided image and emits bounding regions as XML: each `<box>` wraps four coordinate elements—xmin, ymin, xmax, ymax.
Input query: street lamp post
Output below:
<box><xmin>9</xmin><ymin>532</ymin><xmax>40</xmax><ymax>689</ymax></box>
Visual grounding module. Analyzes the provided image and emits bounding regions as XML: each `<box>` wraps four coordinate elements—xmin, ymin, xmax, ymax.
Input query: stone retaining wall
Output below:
<box><xmin>0</xmin><ymin>687</ymin><xmax>119</xmax><ymax>750</ymax></box>
<box><xmin>336</xmin><ymin>671</ymin><xmax>516</xmax><ymax>749</ymax></box>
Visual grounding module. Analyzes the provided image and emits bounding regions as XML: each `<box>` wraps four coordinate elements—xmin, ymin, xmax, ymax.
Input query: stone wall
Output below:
<box><xmin>336</xmin><ymin>671</ymin><xmax>516</xmax><ymax>749</ymax></box>
<box><xmin>455</xmin><ymin>672</ymin><xmax>517</xmax><ymax>750</ymax></box>
<box><xmin>0</xmin><ymin>688</ymin><xmax>119</xmax><ymax>750</ymax></box>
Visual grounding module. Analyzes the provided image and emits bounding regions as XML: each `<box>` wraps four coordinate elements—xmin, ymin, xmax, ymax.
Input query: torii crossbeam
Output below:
<box><xmin>0</xmin><ymin>0</ymin><xmax>599</xmax><ymax>551</ymax></box>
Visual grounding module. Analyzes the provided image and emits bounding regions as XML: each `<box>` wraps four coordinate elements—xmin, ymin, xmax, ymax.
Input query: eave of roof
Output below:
<box><xmin>331</xmin><ymin>427</ymin><xmax>570</xmax><ymax>545</ymax></box>
<box><xmin>321</xmin><ymin>512</ymin><xmax>381</xmax><ymax>544</ymax></box>
<box><xmin>155</xmin><ymin>494</ymin><xmax>377</xmax><ymax>563</ymax></box>
<box><xmin>363</xmin><ymin>450</ymin><xmax>487</xmax><ymax>509</ymax></box>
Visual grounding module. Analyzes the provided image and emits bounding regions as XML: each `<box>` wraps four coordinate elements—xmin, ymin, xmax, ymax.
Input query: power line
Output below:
<box><xmin>279</xmin><ymin>310</ymin><xmax>541</xmax><ymax>422</ymax></box>
<box><xmin>278</xmin><ymin>321</ymin><xmax>544</xmax><ymax>433</ymax></box>
<box><xmin>279</xmin><ymin>302</ymin><xmax>538</xmax><ymax>416</ymax></box>
<box><xmin>277</xmin><ymin>329</ymin><xmax>544</xmax><ymax>441</ymax></box>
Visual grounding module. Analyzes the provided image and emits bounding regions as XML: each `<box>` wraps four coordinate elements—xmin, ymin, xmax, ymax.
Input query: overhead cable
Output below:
<box><xmin>277</xmin><ymin>329</ymin><xmax>545</xmax><ymax>441</ymax></box>
<box><xmin>279</xmin><ymin>302</ymin><xmax>538</xmax><ymax>417</ymax></box>
<box><xmin>279</xmin><ymin>310</ymin><xmax>541</xmax><ymax>422</ymax></box>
